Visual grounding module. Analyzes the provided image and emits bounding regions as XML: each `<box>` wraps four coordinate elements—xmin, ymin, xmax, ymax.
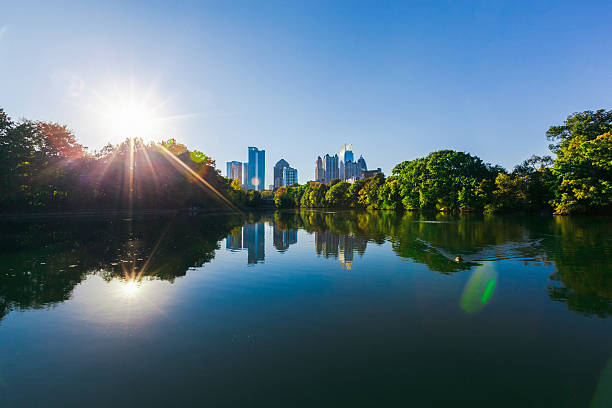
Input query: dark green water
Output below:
<box><xmin>1</xmin><ymin>210</ymin><xmax>611</xmax><ymax>407</ymax></box>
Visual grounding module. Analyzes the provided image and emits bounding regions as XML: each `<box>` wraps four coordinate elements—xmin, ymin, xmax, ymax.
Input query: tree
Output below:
<box><xmin>325</xmin><ymin>181</ymin><xmax>350</xmax><ymax>208</ymax></box>
<box><xmin>394</xmin><ymin>150</ymin><xmax>500</xmax><ymax>212</ymax></box>
<box><xmin>546</xmin><ymin>110</ymin><xmax>612</xmax><ymax>214</ymax></box>
<box><xmin>552</xmin><ymin>132</ymin><xmax>612</xmax><ymax>214</ymax></box>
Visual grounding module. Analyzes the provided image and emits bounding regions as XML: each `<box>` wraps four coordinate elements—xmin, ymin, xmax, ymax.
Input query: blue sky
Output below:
<box><xmin>1</xmin><ymin>1</ymin><xmax>611</xmax><ymax>186</ymax></box>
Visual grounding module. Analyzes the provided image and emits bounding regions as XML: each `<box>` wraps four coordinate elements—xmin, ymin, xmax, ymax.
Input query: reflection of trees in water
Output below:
<box><xmin>2</xmin><ymin>210</ymin><xmax>610</xmax><ymax>321</ymax></box>
<box><xmin>0</xmin><ymin>214</ymin><xmax>242</xmax><ymax>322</ymax></box>
<box><xmin>545</xmin><ymin>217</ymin><xmax>612</xmax><ymax>317</ymax></box>
<box><xmin>273</xmin><ymin>210</ymin><xmax>612</xmax><ymax>317</ymax></box>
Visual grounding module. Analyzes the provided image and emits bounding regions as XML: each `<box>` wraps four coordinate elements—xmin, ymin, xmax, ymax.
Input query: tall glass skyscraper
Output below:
<box><xmin>247</xmin><ymin>147</ymin><xmax>265</xmax><ymax>190</ymax></box>
<box><xmin>339</xmin><ymin>143</ymin><xmax>354</xmax><ymax>181</ymax></box>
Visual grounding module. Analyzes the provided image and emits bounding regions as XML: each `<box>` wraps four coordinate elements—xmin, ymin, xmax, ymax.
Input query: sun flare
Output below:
<box><xmin>120</xmin><ymin>280</ymin><xmax>140</xmax><ymax>297</ymax></box>
<box><xmin>108</xmin><ymin>101</ymin><xmax>156</xmax><ymax>141</ymax></box>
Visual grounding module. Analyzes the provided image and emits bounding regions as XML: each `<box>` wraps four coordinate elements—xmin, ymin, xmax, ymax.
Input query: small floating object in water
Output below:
<box><xmin>68</xmin><ymin>264</ymin><xmax>77</xmax><ymax>268</ymax></box>
<box><xmin>40</xmin><ymin>262</ymin><xmax>46</xmax><ymax>265</ymax></box>
<box><xmin>455</xmin><ymin>255</ymin><xmax>463</xmax><ymax>262</ymax></box>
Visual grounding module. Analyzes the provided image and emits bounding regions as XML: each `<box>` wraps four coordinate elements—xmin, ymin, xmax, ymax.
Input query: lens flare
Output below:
<box><xmin>460</xmin><ymin>263</ymin><xmax>498</xmax><ymax>314</ymax></box>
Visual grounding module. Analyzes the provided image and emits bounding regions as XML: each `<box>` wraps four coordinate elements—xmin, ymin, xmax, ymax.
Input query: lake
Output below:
<box><xmin>1</xmin><ymin>210</ymin><xmax>611</xmax><ymax>407</ymax></box>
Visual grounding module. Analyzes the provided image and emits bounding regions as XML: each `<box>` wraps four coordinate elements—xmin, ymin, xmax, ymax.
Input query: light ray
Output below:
<box><xmin>157</xmin><ymin>144</ymin><xmax>241</xmax><ymax>213</ymax></box>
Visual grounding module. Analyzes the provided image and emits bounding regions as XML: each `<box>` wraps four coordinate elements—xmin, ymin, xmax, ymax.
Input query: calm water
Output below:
<box><xmin>1</xmin><ymin>210</ymin><xmax>611</xmax><ymax>407</ymax></box>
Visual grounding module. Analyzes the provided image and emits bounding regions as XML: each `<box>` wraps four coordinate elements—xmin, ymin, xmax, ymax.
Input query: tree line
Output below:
<box><xmin>274</xmin><ymin>109</ymin><xmax>611</xmax><ymax>214</ymax></box>
<box><xmin>1</xmin><ymin>107</ymin><xmax>610</xmax><ymax>214</ymax></box>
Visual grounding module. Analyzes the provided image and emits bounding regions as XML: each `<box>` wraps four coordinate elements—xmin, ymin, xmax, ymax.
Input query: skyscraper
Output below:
<box><xmin>282</xmin><ymin>166</ymin><xmax>298</xmax><ymax>186</ymax></box>
<box><xmin>226</xmin><ymin>161</ymin><xmax>243</xmax><ymax>181</ymax></box>
<box><xmin>315</xmin><ymin>156</ymin><xmax>324</xmax><ymax>182</ymax></box>
<box><xmin>247</xmin><ymin>147</ymin><xmax>265</xmax><ymax>190</ymax></box>
<box><xmin>273</xmin><ymin>159</ymin><xmax>290</xmax><ymax>190</ymax></box>
<box><xmin>339</xmin><ymin>144</ymin><xmax>354</xmax><ymax>181</ymax></box>
<box><xmin>323</xmin><ymin>154</ymin><xmax>339</xmax><ymax>183</ymax></box>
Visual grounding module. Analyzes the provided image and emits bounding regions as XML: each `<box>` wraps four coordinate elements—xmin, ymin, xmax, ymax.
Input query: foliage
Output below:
<box><xmin>0</xmin><ymin>108</ymin><xmax>236</xmax><ymax>212</ymax></box>
<box><xmin>552</xmin><ymin>131</ymin><xmax>612</xmax><ymax>214</ymax></box>
<box><xmin>392</xmin><ymin>150</ymin><xmax>500</xmax><ymax>212</ymax></box>
<box><xmin>2</xmin><ymin>106</ymin><xmax>611</xmax><ymax>215</ymax></box>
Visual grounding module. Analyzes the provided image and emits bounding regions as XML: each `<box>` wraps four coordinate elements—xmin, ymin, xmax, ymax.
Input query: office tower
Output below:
<box><xmin>243</xmin><ymin>162</ymin><xmax>248</xmax><ymax>186</ymax></box>
<box><xmin>339</xmin><ymin>144</ymin><xmax>354</xmax><ymax>181</ymax></box>
<box><xmin>323</xmin><ymin>154</ymin><xmax>339</xmax><ymax>183</ymax></box>
<box><xmin>247</xmin><ymin>147</ymin><xmax>265</xmax><ymax>191</ymax></box>
<box><xmin>315</xmin><ymin>156</ymin><xmax>324</xmax><ymax>182</ymax></box>
<box><xmin>274</xmin><ymin>159</ymin><xmax>290</xmax><ymax>189</ymax></box>
<box><xmin>282</xmin><ymin>166</ymin><xmax>298</xmax><ymax>186</ymax></box>
<box><xmin>226</xmin><ymin>161</ymin><xmax>243</xmax><ymax>181</ymax></box>
<box><xmin>357</xmin><ymin>155</ymin><xmax>367</xmax><ymax>173</ymax></box>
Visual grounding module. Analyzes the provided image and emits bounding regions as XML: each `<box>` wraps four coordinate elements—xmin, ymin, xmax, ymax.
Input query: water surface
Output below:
<box><xmin>1</xmin><ymin>211</ymin><xmax>611</xmax><ymax>407</ymax></box>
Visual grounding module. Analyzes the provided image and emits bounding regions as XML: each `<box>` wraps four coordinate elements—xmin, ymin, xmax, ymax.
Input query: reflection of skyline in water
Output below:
<box><xmin>2</xmin><ymin>212</ymin><xmax>611</xmax><ymax>322</ymax></box>
<box><xmin>226</xmin><ymin>223</ymin><xmax>266</xmax><ymax>264</ymax></box>
<box><xmin>227</xmin><ymin>223</ymin><xmax>367</xmax><ymax>270</ymax></box>
<box><xmin>315</xmin><ymin>231</ymin><xmax>367</xmax><ymax>270</ymax></box>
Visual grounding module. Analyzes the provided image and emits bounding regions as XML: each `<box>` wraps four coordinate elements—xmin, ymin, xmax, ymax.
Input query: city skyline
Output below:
<box><xmin>3</xmin><ymin>2</ymin><xmax>610</xmax><ymax>189</ymax></box>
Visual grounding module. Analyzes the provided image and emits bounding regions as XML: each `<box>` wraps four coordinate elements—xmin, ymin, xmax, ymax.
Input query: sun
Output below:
<box><xmin>108</xmin><ymin>101</ymin><xmax>156</xmax><ymax>141</ymax></box>
<box><xmin>120</xmin><ymin>279</ymin><xmax>140</xmax><ymax>297</ymax></box>
<box><xmin>88</xmin><ymin>80</ymin><xmax>187</xmax><ymax>145</ymax></box>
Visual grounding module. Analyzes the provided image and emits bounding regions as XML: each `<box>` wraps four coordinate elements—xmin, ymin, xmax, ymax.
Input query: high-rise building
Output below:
<box><xmin>339</xmin><ymin>144</ymin><xmax>354</xmax><ymax>181</ymax></box>
<box><xmin>242</xmin><ymin>162</ymin><xmax>248</xmax><ymax>186</ymax></box>
<box><xmin>247</xmin><ymin>147</ymin><xmax>265</xmax><ymax>190</ymax></box>
<box><xmin>282</xmin><ymin>166</ymin><xmax>298</xmax><ymax>186</ymax></box>
<box><xmin>315</xmin><ymin>156</ymin><xmax>324</xmax><ymax>182</ymax></box>
<box><xmin>323</xmin><ymin>154</ymin><xmax>339</xmax><ymax>183</ymax></box>
<box><xmin>226</xmin><ymin>161</ymin><xmax>243</xmax><ymax>181</ymax></box>
<box><xmin>273</xmin><ymin>159</ymin><xmax>290</xmax><ymax>190</ymax></box>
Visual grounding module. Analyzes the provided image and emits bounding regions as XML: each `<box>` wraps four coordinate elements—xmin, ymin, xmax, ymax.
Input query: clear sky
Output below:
<box><xmin>1</xmin><ymin>1</ymin><xmax>611</xmax><ymax>186</ymax></box>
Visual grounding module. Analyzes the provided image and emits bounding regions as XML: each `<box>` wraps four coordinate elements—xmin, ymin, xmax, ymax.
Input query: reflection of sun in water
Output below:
<box><xmin>120</xmin><ymin>280</ymin><xmax>140</xmax><ymax>297</ymax></box>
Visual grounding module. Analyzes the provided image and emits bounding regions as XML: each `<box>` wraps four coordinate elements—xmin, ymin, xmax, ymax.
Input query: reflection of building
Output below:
<box><xmin>226</xmin><ymin>223</ymin><xmax>265</xmax><ymax>264</ymax></box>
<box><xmin>244</xmin><ymin>223</ymin><xmax>265</xmax><ymax>264</ymax></box>
<box><xmin>339</xmin><ymin>234</ymin><xmax>367</xmax><ymax>270</ymax></box>
<box><xmin>226</xmin><ymin>161</ymin><xmax>243</xmax><ymax>181</ymax></box>
<box><xmin>314</xmin><ymin>231</ymin><xmax>367</xmax><ymax>270</ymax></box>
<box><xmin>273</xmin><ymin>224</ymin><xmax>298</xmax><ymax>252</ymax></box>
<box><xmin>315</xmin><ymin>231</ymin><xmax>339</xmax><ymax>258</ymax></box>
<box><xmin>247</xmin><ymin>147</ymin><xmax>265</xmax><ymax>191</ymax></box>
<box><xmin>226</xmin><ymin>227</ymin><xmax>243</xmax><ymax>250</ymax></box>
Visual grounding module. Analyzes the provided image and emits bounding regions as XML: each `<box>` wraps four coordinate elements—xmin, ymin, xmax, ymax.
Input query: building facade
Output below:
<box><xmin>226</xmin><ymin>161</ymin><xmax>243</xmax><ymax>181</ymax></box>
<box><xmin>247</xmin><ymin>147</ymin><xmax>265</xmax><ymax>190</ymax></box>
<box><xmin>273</xmin><ymin>159</ymin><xmax>290</xmax><ymax>190</ymax></box>
<box><xmin>322</xmin><ymin>154</ymin><xmax>339</xmax><ymax>183</ymax></box>
<box><xmin>315</xmin><ymin>156</ymin><xmax>325</xmax><ymax>182</ymax></box>
<box><xmin>339</xmin><ymin>144</ymin><xmax>354</xmax><ymax>181</ymax></box>
<box><xmin>282</xmin><ymin>166</ymin><xmax>298</xmax><ymax>186</ymax></box>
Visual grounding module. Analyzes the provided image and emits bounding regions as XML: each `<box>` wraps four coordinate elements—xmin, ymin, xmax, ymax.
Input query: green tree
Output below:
<box><xmin>325</xmin><ymin>181</ymin><xmax>350</xmax><ymax>208</ymax></box>
<box><xmin>552</xmin><ymin>132</ymin><xmax>612</xmax><ymax>214</ymax></box>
